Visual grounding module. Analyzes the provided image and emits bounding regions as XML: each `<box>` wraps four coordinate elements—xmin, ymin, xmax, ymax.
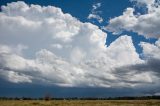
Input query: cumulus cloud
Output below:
<box><xmin>0</xmin><ymin>1</ymin><xmax>159</xmax><ymax>89</ymax></box>
<box><xmin>140</xmin><ymin>39</ymin><xmax>160</xmax><ymax>59</ymax></box>
<box><xmin>0</xmin><ymin>36</ymin><xmax>144</xmax><ymax>87</ymax></box>
<box><xmin>114</xmin><ymin>58</ymin><xmax>160</xmax><ymax>88</ymax></box>
<box><xmin>0</xmin><ymin>71</ymin><xmax>32</xmax><ymax>83</ymax></box>
<box><xmin>104</xmin><ymin>0</ymin><xmax>160</xmax><ymax>88</ymax></box>
<box><xmin>106</xmin><ymin>0</ymin><xmax>160</xmax><ymax>38</ymax></box>
<box><xmin>87</xmin><ymin>3</ymin><xmax>103</xmax><ymax>23</ymax></box>
<box><xmin>51</xmin><ymin>44</ymin><xmax>63</xmax><ymax>49</ymax></box>
<box><xmin>113</xmin><ymin>37</ymin><xmax>160</xmax><ymax>87</ymax></box>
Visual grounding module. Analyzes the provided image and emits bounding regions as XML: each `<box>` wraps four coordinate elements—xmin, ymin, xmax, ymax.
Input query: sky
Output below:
<box><xmin>0</xmin><ymin>0</ymin><xmax>160</xmax><ymax>98</ymax></box>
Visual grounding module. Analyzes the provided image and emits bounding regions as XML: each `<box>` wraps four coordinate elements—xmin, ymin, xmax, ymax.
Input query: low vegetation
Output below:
<box><xmin>0</xmin><ymin>100</ymin><xmax>160</xmax><ymax>106</ymax></box>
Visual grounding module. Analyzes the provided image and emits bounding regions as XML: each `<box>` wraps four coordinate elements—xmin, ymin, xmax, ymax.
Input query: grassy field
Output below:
<box><xmin>0</xmin><ymin>100</ymin><xmax>160</xmax><ymax>106</ymax></box>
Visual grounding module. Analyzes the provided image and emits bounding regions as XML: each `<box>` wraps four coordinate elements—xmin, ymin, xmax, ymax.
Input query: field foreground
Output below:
<box><xmin>0</xmin><ymin>100</ymin><xmax>160</xmax><ymax>106</ymax></box>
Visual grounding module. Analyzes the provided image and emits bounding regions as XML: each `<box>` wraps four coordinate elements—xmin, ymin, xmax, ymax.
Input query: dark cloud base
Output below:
<box><xmin>0</xmin><ymin>79</ymin><xmax>159</xmax><ymax>98</ymax></box>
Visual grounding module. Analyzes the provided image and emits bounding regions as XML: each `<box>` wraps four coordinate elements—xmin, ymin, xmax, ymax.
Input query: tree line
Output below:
<box><xmin>0</xmin><ymin>96</ymin><xmax>160</xmax><ymax>100</ymax></box>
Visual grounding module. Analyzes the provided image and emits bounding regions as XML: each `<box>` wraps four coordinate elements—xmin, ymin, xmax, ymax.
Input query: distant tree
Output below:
<box><xmin>44</xmin><ymin>93</ymin><xmax>51</xmax><ymax>101</ymax></box>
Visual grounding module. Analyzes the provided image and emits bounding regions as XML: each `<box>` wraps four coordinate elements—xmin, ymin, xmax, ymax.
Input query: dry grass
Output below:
<box><xmin>0</xmin><ymin>100</ymin><xmax>160</xmax><ymax>106</ymax></box>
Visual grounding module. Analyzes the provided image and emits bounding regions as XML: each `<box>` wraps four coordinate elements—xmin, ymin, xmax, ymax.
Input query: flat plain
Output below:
<box><xmin>0</xmin><ymin>100</ymin><xmax>160</xmax><ymax>106</ymax></box>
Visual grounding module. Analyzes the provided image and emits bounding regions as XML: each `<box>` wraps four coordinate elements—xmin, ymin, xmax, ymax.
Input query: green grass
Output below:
<box><xmin>0</xmin><ymin>100</ymin><xmax>160</xmax><ymax>106</ymax></box>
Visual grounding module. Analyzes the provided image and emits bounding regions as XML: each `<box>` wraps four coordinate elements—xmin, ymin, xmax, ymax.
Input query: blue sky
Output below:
<box><xmin>0</xmin><ymin>0</ymin><xmax>160</xmax><ymax>97</ymax></box>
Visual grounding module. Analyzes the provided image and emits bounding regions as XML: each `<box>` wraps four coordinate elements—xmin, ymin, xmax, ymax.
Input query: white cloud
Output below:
<box><xmin>106</xmin><ymin>0</ymin><xmax>160</xmax><ymax>38</ymax></box>
<box><xmin>88</xmin><ymin>14</ymin><xmax>103</xmax><ymax>23</ymax></box>
<box><xmin>93</xmin><ymin>3</ymin><xmax>101</xmax><ymax>10</ymax></box>
<box><xmin>51</xmin><ymin>44</ymin><xmax>63</xmax><ymax>49</ymax></box>
<box><xmin>87</xmin><ymin>3</ymin><xmax>103</xmax><ymax>23</ymax></box>
<box><xmin>70</xmin><ymin>47</ymin><xmax>86</xmax><ymax>64</ymax></box>
<box><xmin>140</xmin><ymin>38</ymin><xmax>160</xmax><ymax>59</ymax></box>
<box><xmin>0</xmin><ymin>1</ymin><xmax>159</xmax><ymax>88</ymax></box>
<box><xmin>154</xmin><ymin>92</ymin><xmax>160</xmax><ymax>96</ymax></box>
<box><xmin>0</xmin><ymin>71</ymin><xmax>32</xmax><ymax>83</ymax></box>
